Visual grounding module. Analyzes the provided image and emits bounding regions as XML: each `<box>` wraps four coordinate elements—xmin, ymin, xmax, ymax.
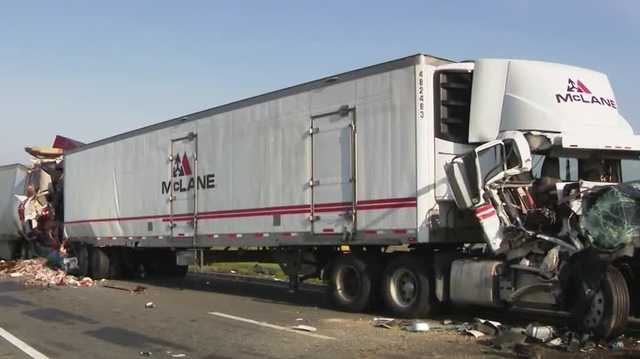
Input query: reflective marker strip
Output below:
<box><xmin>0</xmin><ymin>326</ymin><xmax>49</xmax><ymax>359</ymax></box>
<box><xmin>208</xmin><ymin>312</ymin><xmax>335</xmax><ymax>340</ymax></box>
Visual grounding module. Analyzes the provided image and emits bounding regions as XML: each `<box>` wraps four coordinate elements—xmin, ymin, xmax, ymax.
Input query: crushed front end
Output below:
<box><xmin>444</xmin><ymin>131</ymin><xmax>640</xmax><ymax>338</ymax></box>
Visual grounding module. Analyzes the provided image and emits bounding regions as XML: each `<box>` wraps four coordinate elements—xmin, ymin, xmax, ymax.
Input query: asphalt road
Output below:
<box><xmin>1</xmin><ymin>272</ymin><xmax>639</xmax><ymax>359</ymax></box>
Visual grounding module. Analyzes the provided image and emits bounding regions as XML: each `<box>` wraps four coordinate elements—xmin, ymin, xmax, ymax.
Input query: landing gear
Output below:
<box><xmin>327</xmin><ymin>255</ymin><xmax>374</xmax><ymax>312</ymax></box>
<box><xmin>381</xmin><ymin>255</ymin><xmax>433</xmax><ymax>318</ymax></box>
<box><xmin>581</xmin><ymin>265</ymin><xmax>629</xmax><ymax>339</ymax></box>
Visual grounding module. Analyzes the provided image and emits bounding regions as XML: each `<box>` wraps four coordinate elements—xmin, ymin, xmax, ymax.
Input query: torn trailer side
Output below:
<box><xmin>0</xmin><ymin>163</ymin><xmax>28</xmax><ymax>259</ymax></box>
<box><xmin>54</xmin><ymin>54</ymin><xmax>640</xmax><ymax>339</ymax></box>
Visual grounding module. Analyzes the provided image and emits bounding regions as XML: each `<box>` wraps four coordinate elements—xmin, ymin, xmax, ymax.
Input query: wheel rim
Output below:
<box><xmin>583</xmin><ymin>290</ymin><xmax>605</xmax><ymax>329</ymax></box>
<box><xmin>389</xmin><ymin>268</ymin><xmax>418</xmax><ymax>308</ymax></box>
<box><xmin>336</xmin><ymin>265</ymin><xmax>362</xmax><ymax>301</ymax></box>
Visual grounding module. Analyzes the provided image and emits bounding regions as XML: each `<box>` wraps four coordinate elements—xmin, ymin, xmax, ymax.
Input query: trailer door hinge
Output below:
<box><xmin>309</xmin><ymin>127</ymin><xmax>319</xmax><ymax>135</ymax></box>
<box><xmin>308</xmin><ymin>179</ymin><xmax>319</xmax><ymax>187</ymax></box>
<box><xmin>308</xmin><ymin>215</ymin><xmax>320</xmax><ymax>222</ymax></box>
<box><xmin>339</xmin><ymin>105</ymin><xmax>350</xmax><ymax>117</ymax></box>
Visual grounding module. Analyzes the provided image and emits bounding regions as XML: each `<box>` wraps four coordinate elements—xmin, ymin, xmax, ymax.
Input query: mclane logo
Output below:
<box><xmin>161</xmin><ymin>152</ymin><xmax>215</xmax><ymax>194</ymax></box>
<box><xmin>555</xmin><ymin>78</ymin><xmax>616</xmax><ymax>109</ymax></box>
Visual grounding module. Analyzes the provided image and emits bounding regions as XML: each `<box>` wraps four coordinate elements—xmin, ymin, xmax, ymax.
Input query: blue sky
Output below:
<box><xmin>0</xmin><ymin>1</ymin><xmax>638</xmax><ymax>164</ymax></box>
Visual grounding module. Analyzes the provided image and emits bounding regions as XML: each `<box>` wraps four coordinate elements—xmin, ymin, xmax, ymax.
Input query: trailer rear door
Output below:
<box><xmin>169</xmin><ymin>133</ymin><xmax>198</xmax><ymax>239</ymax></box>
<box><xmin>311</xmin><ymin>107</ymin><xmax>355</xmax><ymax>234</ymax></box>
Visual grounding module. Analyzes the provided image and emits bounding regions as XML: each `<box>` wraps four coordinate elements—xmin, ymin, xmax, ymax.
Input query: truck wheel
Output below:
<box><xmin>90</xmin><ymin>247</ymin><xmax>111</xmax><ymax>279</ymax></box>
<box><xmin>76</xmin><ymin>244</ymin><xmax>90</xmax><ymax>277</ymax></box>
<box><xmin>328</xmin><ymin>255</ymin><xmax>373</xmax><ymax>312</ymax></box>
<box><xmin>582</xmin><ymin>265</ymin><xmax>629</xmax><ymax>339</ymax></box>
<box><xmin>381</xmin><ymin>255</ymin><xmax>433</xmax><ymax>318</ymax></box>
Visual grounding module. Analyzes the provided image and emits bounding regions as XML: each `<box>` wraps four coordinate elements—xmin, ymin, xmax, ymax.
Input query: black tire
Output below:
<box><xmin>582</xmin><ymin>265</ymin><xmax>629</xmax><ymax>339</ymax></box>
<box><xmin>381</xmin><ymin>255</ymin><xmax>433</xmax><ymax>318</ymax></box>
<box><xmin>327</xmin><ymin>255</ymin><xmax>373</xmax><ymax>312</ymax></box>
<box><xmin>76</xmin><ymin>244</ymin><xmax>90</xmax><ymax>277</ymax></box>
<box><xmin>90</xmin><ymin>247</ymin><xmax>111</xmax><ymax>280</ymax></box>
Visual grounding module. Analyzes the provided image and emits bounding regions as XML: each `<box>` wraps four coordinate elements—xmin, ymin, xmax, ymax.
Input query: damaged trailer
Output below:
<box><xmin>55</xmin><ymin>54</ymin><xmax>640</xmax><ymax>338</ymax></box>
<box><xmin>0</xmin><ymin>164</ymin><xmax>28</xmax><ymax>259</ymax></box>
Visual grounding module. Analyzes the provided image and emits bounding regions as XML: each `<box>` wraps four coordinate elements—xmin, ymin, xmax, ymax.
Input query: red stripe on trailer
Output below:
<box><xmin>65</xmin><ymin>197</ymin><xmax>418</xmax><ymax>224</ymax></box>
<box><xmin>227</xmin><ymin>234</ymin><xmax>236</xmax><ymax>239</ymax></box>
<box><xmin>322</xmin><ymin>228</ymin><xmax>335</xmax><ymax>233</ymax></box>
<box><xmin>363</xmin><ymin>230</ymin><xmax>377</xmax><ymax>235</ymax></box>
<box><xmin>357</xmin><ymin>197</ymin><xmax>416</xmax><ymax>205</ymax></box>
<box><xmin>393</xmin><ymin>229</ymin><xmax>408</xmax><ymax>234</ymax></box>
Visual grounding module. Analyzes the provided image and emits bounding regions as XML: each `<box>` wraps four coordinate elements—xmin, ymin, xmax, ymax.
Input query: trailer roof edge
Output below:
<box><xmin>0</xmin><ymin>163</ymin><xmax>29</xmax><ymax>171</ymax></box>
<box><xmin>67</xmin><ymin>53</ymin><xmax>454</xmax><ymax>155</ymax></box>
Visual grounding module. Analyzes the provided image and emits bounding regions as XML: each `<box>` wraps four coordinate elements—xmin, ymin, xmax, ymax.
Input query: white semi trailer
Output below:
<box><xmin>59</xmin><ymin>54</ymin><xmax>640</xmax><ymax>338</ymax></box>
<box><xmin>0</xmin><ymin>164</ymin><xmax>27</xmax><ymax>259</ymax></box>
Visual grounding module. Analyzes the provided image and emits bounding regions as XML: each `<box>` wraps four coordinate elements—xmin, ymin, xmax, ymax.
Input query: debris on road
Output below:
<box><xmin>474</xmin><ymin>318</ymin><xmax>502</xmax><ymax>336</ymax></box>
<box><xmin>290</xmin><ymin>324</ymin><xmax>317</xmax><ymax>333</ymax></box>
<box><xmin>0</xmin><ymin>258</ymin><xmax>94</xmax><ymax>288</ymax></box>
<box><xmin>491</xmin><ymin>329</ymin><xmax>527</xmax><ymax>350</ymax></box>
<box><xmin>609</xmin><ymin>340</ymin><xmax>624</xmax><ymax>351</ymax></box>
<box><xmin>145</xmin><ymin>302</ymin><xmax>155</xmax><ymax>309</ymax></box>
<box><xmin>103</xmin><ymin>284</ymin><xmax>147</xmax><ymax>294</ymax></box>
<box><xmin>166</xmin><ymin>352</ymin><xmax>187</xmax><ymax>358</ymax></box>
<box><xmin>401</xmin><ymin>321</ymin><xmax>430</xmax><ymax>333</ymax></box>
<box><xmin>525</xmin><ymin>324</ymin><xmax>556</xmax><ymax>342</ymax></box>
<box><xmin>546</xmin><ymin>337</ymin><xmax>563</xmax><ymax>347</ymax></box>
<box><xmin>139</xmin><ymin>351</ymin><xmax>152</xmax><ymax>357</ymax></box>
<box><xmin>372</xmin><ymin>317</ymin><xmax>396</xmax><ymax>329</ymax></box>
<box><xmin>462</xmin><ymin>329</ymin><xmax>485</xmax><ymax>338</ymax></box>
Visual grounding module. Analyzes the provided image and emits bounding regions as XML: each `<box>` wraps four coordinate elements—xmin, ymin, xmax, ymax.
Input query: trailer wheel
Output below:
<box><xmin>90</xmin><ymin>247</ymin><xmax>111</xmax><ymax>280</ymax></box>
<box><xmin>328</xmin><ymin>255</ymin><xmax>373</xmax><ymax>312</ymax></box>
<box><xmin>582</xmin><ymin>265</ymin><xmax>629</xmax><ymax>339</ymax></box>
<box><xmin>76</xmin><ymin>244</ymin><xmax>90</xmax><ymax>277</ymax></box>
<box><xmin>381</xmin><ymin>255</ymin><xmax>433</xmax><ymax>318</ymax></box>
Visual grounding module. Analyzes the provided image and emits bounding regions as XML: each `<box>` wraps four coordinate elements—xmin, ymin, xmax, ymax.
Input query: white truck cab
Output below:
<box><xmin>435</xmin><ymin>58</ymin><xmax>640</xmax><ymax>339</ymax></box>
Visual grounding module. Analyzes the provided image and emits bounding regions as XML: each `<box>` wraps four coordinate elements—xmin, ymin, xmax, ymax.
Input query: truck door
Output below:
<box><xmin>310</xmin><ymin>106</ymin><xmax>356</xmax><ymax>235</ymax></box>
<box><xmin>168</xmin><ymin>132</ymin><xmax>198</xmax><ymax>241</ymax></box>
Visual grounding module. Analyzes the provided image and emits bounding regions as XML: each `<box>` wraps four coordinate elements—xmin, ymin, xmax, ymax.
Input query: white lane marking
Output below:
<box><xmin>208</xmin><ymin>312</ymin><xmax>335</xmax><ymax>340</ymax></box>
<box><xmin>0</xmin><ymin>326</ymin><xmax>49</xmax><ymax>359</ymax></box>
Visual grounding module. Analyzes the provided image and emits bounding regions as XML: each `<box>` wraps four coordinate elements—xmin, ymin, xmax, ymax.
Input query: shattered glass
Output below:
<box><xmin>580</xmin><ymin>182</ymin><xmax>640</xmax><ymax>250</ymax></box>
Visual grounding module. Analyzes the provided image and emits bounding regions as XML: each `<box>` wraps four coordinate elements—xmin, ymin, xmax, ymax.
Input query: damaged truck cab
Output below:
<box><xmin>439</xmin><ymin>59</ymin><xmax>640</xmax><ymax>338</ymax></box>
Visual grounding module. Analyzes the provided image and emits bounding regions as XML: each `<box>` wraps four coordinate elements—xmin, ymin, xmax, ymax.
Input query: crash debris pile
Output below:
<box><xmin>373</xmin><ymin>316</ymin><xmax>635</xmax><ymax>355</ymax></box>
<box><xmin>0</xmin><ymin>258</ymin><xmax>93</xmax><ymax>287</ymax></box>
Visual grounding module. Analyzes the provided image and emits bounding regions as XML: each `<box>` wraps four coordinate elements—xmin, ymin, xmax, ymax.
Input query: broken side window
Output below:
<box><xmin>531</xmin><ymin>155</ymin><xmax>577</xmax><ymax>181</ymax></box>
<box><xmin>477</xmin><ymin>144</ymin><xmax>505</xmax><ymax>184</ymax></box>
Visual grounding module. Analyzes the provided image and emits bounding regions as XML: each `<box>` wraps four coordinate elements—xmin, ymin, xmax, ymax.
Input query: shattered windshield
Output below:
<box><xmin>581</xmin><ymin>182</ymin><xmax>640</xmax><ymax>249</ymax></box>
